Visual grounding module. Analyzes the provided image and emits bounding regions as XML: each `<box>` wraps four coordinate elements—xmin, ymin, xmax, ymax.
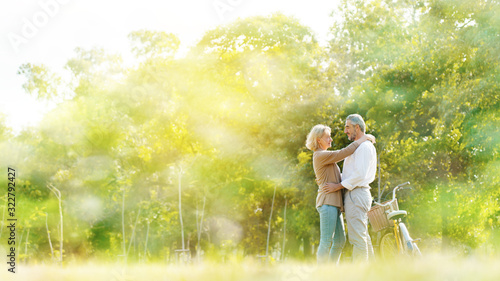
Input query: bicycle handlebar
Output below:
<box><xmin>373</xmin><ymin>181</ymin><xmax>410</xmax><ymax>207</ymax></box>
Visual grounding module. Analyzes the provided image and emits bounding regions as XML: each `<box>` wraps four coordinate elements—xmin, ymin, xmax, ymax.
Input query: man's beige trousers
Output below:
<box><xmin>344</xmin><ymin>187</ymin><xmax>375</xmax><ymax>262</ymax></box>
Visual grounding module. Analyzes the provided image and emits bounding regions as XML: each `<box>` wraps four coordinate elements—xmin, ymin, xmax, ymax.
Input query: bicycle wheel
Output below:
<box><xmin>379</xmin><ymin>231</ymin><xmax>398</xmax><ymax>259</ymax></box>
<box><xmin>411</xmin><ymin>242</ymin><xmax>422</xmax><ymax>256</ymax></box>
<box><xmin>398</xmin><ymin>222</ymin><xmax>421</xmax><ymax>257</ymax></box>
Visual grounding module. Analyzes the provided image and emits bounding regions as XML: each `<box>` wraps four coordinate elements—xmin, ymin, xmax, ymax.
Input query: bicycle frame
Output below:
<box><xmin>392</xmin><ymin>219</ymin><xmax>403</xmax><ymax>254</ymax></box>
<box><xmin>372</xmin><ymin>182</ymin><xmax>421</xmax><ymax>257</ymax></box>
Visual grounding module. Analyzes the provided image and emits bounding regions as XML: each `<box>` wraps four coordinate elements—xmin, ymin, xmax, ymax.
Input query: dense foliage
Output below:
<box><xmin>0</xmin><ymin>0</ymin><xmax>498</xmax><ymax>263</ymax></box>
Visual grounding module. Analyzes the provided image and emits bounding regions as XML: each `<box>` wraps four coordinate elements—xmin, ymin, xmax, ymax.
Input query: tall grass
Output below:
<box><xmin>2</xmin><ymin>254</ymin><xmax>500</xmax><ymax>281</ymax></box>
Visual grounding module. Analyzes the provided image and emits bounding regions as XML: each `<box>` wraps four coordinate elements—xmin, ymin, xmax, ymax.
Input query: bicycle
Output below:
<box><xmin>368</xmin><ymin>182</ymin><xmax>421</xmax><ymax>259</ymax></box>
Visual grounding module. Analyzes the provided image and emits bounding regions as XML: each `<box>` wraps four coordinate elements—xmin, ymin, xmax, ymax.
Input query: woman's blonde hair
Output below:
<box><xmin>306</xmin><ymin>124</ymin><xmax>331</xmax><ymax>151</ymax></box>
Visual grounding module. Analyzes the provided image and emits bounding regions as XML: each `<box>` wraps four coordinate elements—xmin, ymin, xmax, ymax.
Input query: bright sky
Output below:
<box><xmin>1</xmin><ymin>0</ymin><xmax>340</xmax><ymax>134</ymax></box>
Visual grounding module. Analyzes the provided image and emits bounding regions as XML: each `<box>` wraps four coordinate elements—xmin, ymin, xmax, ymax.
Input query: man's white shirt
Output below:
<box><xmin>341</xmin><ymin>140</ymin><xmax>377</xmax><ymax>190</ymax></box>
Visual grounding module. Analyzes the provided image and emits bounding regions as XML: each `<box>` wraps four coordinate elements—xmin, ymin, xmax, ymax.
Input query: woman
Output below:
<box><xmin>306</xmin><ymin>124</ymin><xmax>375</xmax><ymax>264</ymax></box>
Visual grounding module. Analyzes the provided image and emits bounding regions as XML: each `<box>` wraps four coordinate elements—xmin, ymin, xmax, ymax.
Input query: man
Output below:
<box><xmin>327</xmin><ymin>114</ymin><xmax>377</xmax><ymax>262</ymax></box>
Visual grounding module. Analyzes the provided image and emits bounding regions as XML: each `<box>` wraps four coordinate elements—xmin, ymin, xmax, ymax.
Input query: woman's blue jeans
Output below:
<box><xmin>316</xmin><ymin>204</ymin><xmax>346</xmax><ymax>264</ymax></box>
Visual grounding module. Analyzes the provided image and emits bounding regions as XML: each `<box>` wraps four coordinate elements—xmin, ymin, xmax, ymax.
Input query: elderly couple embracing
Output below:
<box><xmin>306</xmin><ymin>114</ymin><xmax>377</xmax><ymax>264</ymax></box>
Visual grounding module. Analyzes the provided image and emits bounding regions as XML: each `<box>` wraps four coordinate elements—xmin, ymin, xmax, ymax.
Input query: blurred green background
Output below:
<box><xmin>0</xmin><ymin>0</ymin><xmax>498</xmax><ymax>265</ymax></box>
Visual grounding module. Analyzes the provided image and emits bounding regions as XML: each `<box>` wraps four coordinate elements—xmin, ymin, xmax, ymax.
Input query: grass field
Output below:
<box><xmin>1</xmin><ymin>254</ymin><xmax>500</xmax><ymax>281</ymax></box>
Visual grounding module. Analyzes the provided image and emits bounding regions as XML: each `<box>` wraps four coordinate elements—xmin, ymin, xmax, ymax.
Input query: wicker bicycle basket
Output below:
<box><xmin>368</xmin><ymin>199</ymin><xmax>399</xmax><ymax>232</ymax></box>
